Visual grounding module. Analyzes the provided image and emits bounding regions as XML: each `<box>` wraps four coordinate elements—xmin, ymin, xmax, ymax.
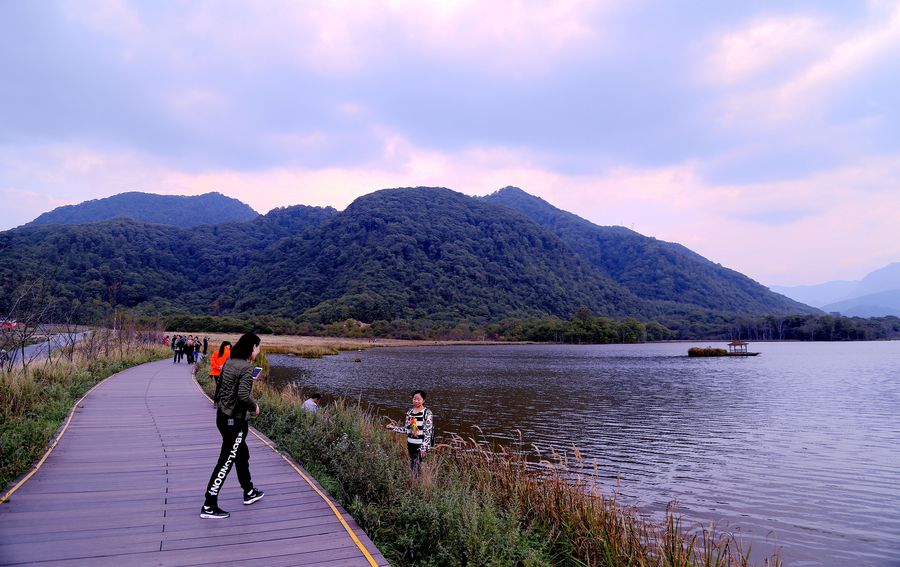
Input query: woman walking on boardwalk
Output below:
<box><xmin>387</xmin><ymin>390</ymin><xmax>434</xmax><ymax>475</ymax></box>
<box><xmin>200</xmin><ymin>332</ymin><xmax>265</xmax><ymax>519</ymax></box>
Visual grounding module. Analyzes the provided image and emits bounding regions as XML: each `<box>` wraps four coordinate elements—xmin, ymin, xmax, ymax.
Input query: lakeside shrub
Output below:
<box><xmin>196</xmin><ymin>366</ymin><xmax>781</xmax><ymax>567</ymax></box>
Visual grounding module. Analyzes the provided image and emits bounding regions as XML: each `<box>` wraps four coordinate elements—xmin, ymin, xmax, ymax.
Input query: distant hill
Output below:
<box><xmin>26</xmin><ymin>191</ymin><xmax>259</xmax><ymax>228</ymax></box>
<box><xmin>769</xmin><ymin>281</ymin><xmax>857</xmax><ymax>308</ymax></box>
<box><xmin>483</xmin><ymin>187</ymin><xmax>814</xmax><ymax>315</ymax></box>
<box><xmin>2</xmin><ymin>186</ymin><xmax>820</xmax><ymax>331</ymax></box>
<box><xmin>773</xmin><ymin>262</ymin><xmax>900</xmax><ymax>316</ymax></box>
<box><xmin>822</xmin><ymin>290</ymin><xmax>900</xmax><ymax>317</ymax></box>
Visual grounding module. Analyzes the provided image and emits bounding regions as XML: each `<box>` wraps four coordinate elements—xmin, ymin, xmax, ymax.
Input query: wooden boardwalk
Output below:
<box><xmin>0</xmin><ymin>360</ymin><xmax>389</xmax><ymax>566</ymax></box>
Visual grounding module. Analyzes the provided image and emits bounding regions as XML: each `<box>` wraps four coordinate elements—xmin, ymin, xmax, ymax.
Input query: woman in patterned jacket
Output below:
<box><xmin>387</xmin><ymin>390</ymin><xmax>434</xmax><ymax>475</ymax></box>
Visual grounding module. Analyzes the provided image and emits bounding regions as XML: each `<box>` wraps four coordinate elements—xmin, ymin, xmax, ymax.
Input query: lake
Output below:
<box><xmin>268</xmin><ymin>341</ymin><xmax>900</xmax><ymax>566</ymax></box>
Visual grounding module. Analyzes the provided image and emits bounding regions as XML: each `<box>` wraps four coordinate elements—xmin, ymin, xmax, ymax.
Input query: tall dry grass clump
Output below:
<box><xmin>194</xmin><ymin>365</ymin><xmax>781</xmax><ymax>567</ymax></box>
<box><xmin>1</xmin><ymin>321</ymin><xmax>170</xmax><ymax>490</ymax></box>
<box><xmin>261</xmin><ymin>345</ymin><xmax>348</xmax><ymax>358</ymax></box>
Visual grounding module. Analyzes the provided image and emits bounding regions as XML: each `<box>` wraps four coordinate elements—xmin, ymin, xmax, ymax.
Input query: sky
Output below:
<box><xmin>2</xmin><ymin>1</ymin><xmax>899</xmax><ymax>286</ymax></box>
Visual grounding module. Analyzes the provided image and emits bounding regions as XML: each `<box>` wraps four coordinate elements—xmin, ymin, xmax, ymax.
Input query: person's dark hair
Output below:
<box><xmin>230</xmin><ymin>333</ymin><xmax>260</xmax><ymax>360</ymax></box>
<box><xmin>217</xmin><ymin>341</ymin><xmax>232</xmax><ymax>357</ymax></box>
<box><xmin>412</xmin><ymin>390</ymin><xmax>426</xmax><ymax>400</ymax></box>
<box><xmin>311</xmin><ymin>392</ymin><xmax>321</xmax><ymax>401</ymax></box>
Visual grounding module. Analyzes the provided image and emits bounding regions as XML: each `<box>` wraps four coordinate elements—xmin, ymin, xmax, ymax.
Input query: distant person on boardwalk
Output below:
<box><xmin>201</xmin><ymin>332</ymin><xmax>264</xmax><ymax>519</ymax></box>
<box><xmin>387</xmin><ymin>390</ymin><xmax>434</xmax><ymax>475</ymax></box>
<box><xmin>186</xmin><ymin>337</ymin><xmax>195</xmax><ymax>365</ymax></box>
<box><xmin>203</xmin><ymin>336</ymin><xmax>209</xmax><ymax>355</ymax></box>
<box><xmin>301</xmin><ymin>393</ymin><xmax>321</xmax><ymax>413</ymax></box>
<box><xmin>164</xmin><ymin>335</ymin><xmax>169</xmax><ymax>347</ymax></box>
<box><xmin>174</xmin><ymin>335</ymin><xmax>185</xmax><ymax>363</ymax></box>
<box><xmin>209</xmin><ymin>341</ymin><xmax>232</xmax><ymax>403</ymax></box>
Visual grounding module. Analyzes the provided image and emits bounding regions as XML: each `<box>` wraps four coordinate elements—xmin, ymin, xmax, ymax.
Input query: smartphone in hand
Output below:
<box><xmin>251</xmin><ymin>367</ymin><xmax>263</xmax><ymax>380</ymax></box>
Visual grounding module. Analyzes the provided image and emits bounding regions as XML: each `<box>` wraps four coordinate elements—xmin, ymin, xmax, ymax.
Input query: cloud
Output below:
<box><xmin>703</xmin><ymin>15</ymin><xmax>828</xmax><ymax>87</ymax></box>
<box><xmin>711</xmin><ymin>2</ymin><xmax>900</xmax><ymax>130</ymax></box>
<box><xmin>59</xmin><ymin>0</ymin><xmax>612</xmax><ymax>77</ymax></box>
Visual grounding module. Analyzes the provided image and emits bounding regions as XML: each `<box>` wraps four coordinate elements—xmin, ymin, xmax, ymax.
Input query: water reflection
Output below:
<box><xmin>269</xmin><ymin>342</ymin><xmax>900</xmax><ymax>567</ymax></box>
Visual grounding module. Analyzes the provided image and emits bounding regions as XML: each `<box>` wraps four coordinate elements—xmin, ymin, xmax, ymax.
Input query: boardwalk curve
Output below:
<box><xmin>0</xmin><ymin>359</ymin><xmax>388</xmax><ymax>566</ymax></box>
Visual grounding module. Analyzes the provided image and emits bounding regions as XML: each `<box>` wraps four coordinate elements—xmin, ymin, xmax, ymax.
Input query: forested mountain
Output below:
<box><xmin>223</xmin><ymin>188</ymin><xmax>648</xmax><ymax>322</ymax></box>
<box><xmin>26</xmin><ymin>191</ymin><xmax>259</xmax><ymax>228</ymax></box>
<box><xmin>2</xmin><ymin>187</ymin><xmax>817</xmax><ymax>331</ymax></box>
<box><xmin>483</xmin><ymin>187</ymin><xmax>815</xmax><ymax>315</ymax></box>
<box><xmin>0</xmin><ymin>204</ymin><xmax>336</xmax><ymax>320</ymax></box>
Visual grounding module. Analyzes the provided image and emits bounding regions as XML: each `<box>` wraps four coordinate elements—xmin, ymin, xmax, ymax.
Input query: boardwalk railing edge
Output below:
<box><xmin>190</xmin><ymin>372</ymin><xmax>382</xmax><ymax>567</ymax></box>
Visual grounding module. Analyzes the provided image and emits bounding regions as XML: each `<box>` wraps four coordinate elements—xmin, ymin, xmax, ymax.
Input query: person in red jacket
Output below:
<box><xmin>209</xmin><ymin>341</ymin><xmax>231</xmax><ymax>403</ymax></box>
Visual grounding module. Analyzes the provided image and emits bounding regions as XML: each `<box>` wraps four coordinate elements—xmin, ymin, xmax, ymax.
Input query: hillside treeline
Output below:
<box><xmin>162</xmin><ymin>310</ymin><xmax>900</xmax><ymax>343</ymax></box>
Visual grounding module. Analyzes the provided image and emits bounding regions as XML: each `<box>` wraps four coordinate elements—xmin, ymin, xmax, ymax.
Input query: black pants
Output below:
<box><xmin>204</xmin><ymin>411</ymin><xmax>253</xmax><ymax>505</ymax></box>
<box><xmin>407</xmin><ymin>442</ymin><xmax>424</xmax><ymax>475</ymax></box>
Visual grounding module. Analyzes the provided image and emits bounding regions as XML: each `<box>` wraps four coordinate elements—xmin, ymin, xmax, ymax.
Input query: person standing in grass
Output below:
<box><xmin>200</xmin><ymin>332</ymin><xmax>264</xmax><ymax>519</ymax></box>
<box><xmin>209</xmin><ymin>341</ymin><xmax>231</xmax><ymax>403</ymax></box>
<box><xmin>387</xmin><ymin>390</ymin><xmax>434</xmax><ymax>475</ymax></box>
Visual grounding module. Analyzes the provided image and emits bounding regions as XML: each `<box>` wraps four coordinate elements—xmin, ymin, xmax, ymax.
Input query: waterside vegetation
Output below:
<box><xmin>169</xmin><ymin>309</ymin><xmax>900</xmax><ymax>343</ymax></box>
<box><xmin>688</xmin><ymin>347</ymin><xmax>729</xmax><ymax>357</ymax></box>
<box><xmin>196</xmin><ymin>361</ymin><xmax>781</xmax><ymax>567</ymax></box>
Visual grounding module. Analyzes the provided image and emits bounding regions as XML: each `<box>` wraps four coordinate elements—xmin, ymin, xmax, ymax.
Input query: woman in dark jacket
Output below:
<box><xmin>200</xmin><ymin>332</ymin><xmax>265</xmax><ymax>519</ymax></box>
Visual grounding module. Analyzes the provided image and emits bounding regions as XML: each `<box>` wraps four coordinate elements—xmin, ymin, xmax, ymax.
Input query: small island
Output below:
<box><xmin>688</xmin><ymin>340</ymin><xmax>761</xmax><ymax>357</ymax></box>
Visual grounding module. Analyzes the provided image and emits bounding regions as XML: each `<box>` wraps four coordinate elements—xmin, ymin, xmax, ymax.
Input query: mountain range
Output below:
<box><xmin>771</xmin><ymin>262</ymin><xmax>900</xmax><ymax>317</ymax></box>
<box><xmin>1</xmin><ymin>187</ymin><xmax>815</xmax><ymax>330</ymax></box>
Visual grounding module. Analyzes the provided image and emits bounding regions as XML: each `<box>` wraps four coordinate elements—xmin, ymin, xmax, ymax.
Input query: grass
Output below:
<box><xmin>0</xmin><ymin>332</ymin><xmax>170</xmax><ymax>491</ymax></box>
<box><xmin>196</xmin><ymin>359</ymin><xmax>781</xmax><ymax>567</ymax></box>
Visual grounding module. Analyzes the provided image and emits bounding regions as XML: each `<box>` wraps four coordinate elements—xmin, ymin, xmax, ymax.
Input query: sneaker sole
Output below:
<box><xmin>243</xmin><ymin>494</ymin><xmax>264</xmax><ymax>505</ymax></box>
<box><xmin>200</xmin><ymin>512</ymin><xmax>230</xmax><ymax>519</ymax></box>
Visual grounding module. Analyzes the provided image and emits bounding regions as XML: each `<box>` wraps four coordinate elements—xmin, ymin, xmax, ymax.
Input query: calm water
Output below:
<box><xmin>269</xmin><ymin>342</ymin><xmax>900</xmax><ymax>566</ymax></box>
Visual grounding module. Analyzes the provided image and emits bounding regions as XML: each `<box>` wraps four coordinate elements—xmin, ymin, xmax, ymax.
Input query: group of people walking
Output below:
<box><xmin>166</xmin><ymin>334</ymin><xmax>208</xmax><ymax>365</ymax></box>
<box><xmin>196</xmin><ymin>332</ymin><xmax>435</xmax><ymax>520</ymax></box>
